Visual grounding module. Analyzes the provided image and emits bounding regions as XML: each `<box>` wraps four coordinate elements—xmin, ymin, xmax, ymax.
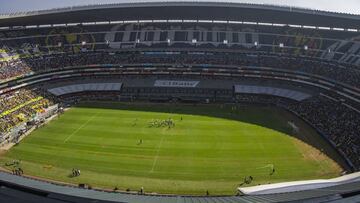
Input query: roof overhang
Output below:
<box><xmin>0</xmin><ymin>2</ymin><xmax>360</xmax><ymax>29</ymax></box>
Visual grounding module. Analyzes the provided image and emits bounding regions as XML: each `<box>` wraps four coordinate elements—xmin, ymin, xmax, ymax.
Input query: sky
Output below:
<box><xmin>0</xmin><ymin>0</ymin><xmax>359</xmax><ymax>15</ymax></box>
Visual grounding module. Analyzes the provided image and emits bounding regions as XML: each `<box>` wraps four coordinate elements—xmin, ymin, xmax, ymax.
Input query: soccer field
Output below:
<box><xmin>0</xmin><ymin>102</ymin><xmax>342</xmax><ymax>195</ymax></box>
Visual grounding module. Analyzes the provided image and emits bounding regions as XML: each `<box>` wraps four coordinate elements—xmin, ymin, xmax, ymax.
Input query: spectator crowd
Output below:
<box><xmin>0</xmin><ymin>52</ymin><xmax>360</xmax><ymax>89</ymax></box>
<box><xmin>0</xmin><ymin>89</ymin><xmax>54</xmax><ymax>135</ymax></box>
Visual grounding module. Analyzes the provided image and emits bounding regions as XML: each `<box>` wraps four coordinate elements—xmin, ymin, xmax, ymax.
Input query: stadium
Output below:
<box><xmin>0</xmin><ymin>1</ymin><xmax>360</xmax><ymax>202</ymax></box>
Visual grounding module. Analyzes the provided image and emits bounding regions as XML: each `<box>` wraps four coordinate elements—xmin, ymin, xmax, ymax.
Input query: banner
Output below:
<box><xmin>154</xmin><ymin>80</ymin><xmax>199</xmax><ymax>88</ymax></box>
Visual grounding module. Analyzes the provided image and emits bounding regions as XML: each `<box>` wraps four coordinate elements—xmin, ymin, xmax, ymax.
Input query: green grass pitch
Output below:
<box><xmin>0</xmin><ymin>102</ymin><xmax>342</xmax><ymax>195</ymax></box>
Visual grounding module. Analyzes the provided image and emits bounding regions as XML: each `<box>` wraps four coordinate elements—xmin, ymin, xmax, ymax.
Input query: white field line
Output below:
<box><xmin>150</xmin><ymin>136</ymin><xmax>165</xmax><ymax>173</ymax></box>
<box><xmin>63</xmin><ymin>113</ymin><xmax>98</xmax><ymax>143</ymax></box>
<box><xmin>256</xmin><ymin>164</ymin><xmax>274</xmax><ymax>170</ymax></box>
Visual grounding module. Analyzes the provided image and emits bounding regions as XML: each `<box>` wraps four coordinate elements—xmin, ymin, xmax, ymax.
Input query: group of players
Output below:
<box><xmin>148</xmin><ymin>118</ymin><xmax>176</xmax><ymax>128</ymax></box>
<box><xmin>71</xmin><ymin>168</ymin><xmax>81</xmax><ymax>177</ymax></box>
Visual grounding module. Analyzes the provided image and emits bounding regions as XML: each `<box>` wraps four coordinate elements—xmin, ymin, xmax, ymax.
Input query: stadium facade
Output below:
<box><xmin>0</xmin><ymin>1</ymin><xmax>360</xmax><ymax>202</ymax></box>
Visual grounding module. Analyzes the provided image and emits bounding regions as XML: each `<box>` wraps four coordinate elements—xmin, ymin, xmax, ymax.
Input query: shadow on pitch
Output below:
<box><xmin>73</xmin><ymin>101</ymin><xmax>349</xmax><ymax>172</ymax></box>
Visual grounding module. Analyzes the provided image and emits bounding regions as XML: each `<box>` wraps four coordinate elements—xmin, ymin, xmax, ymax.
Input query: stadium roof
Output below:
<box><xmin>0</xmin><ymin>1</ymin><xmax>360</xmax><ymax>29</ymax></box>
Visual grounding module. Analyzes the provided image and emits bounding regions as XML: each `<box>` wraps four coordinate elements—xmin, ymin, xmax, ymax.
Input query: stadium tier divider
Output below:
<box><xmin>48</xmin><ymin>83</ymin><xmax>122</xmax><ymax>96</ymax></box>
<box><xmin>234</xmin><ymin>85</ymin><xmax>311</xmax><ymax>101</ymax></box>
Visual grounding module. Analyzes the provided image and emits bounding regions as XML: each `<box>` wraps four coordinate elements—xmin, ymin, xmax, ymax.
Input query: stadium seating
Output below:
<box><xmin>0</xmin><ymin>2</ymin><xmax>360</xmax><ymax>201</ymax></box>
<box><xmin>0</xmin><ymin>89</ymin><xmax>55</xmax><ymax>138</ymax></box>
<box><xmin>1</xmin><ymin>52</ymin><xmax>360</xmax><ymax>89</ymax></box>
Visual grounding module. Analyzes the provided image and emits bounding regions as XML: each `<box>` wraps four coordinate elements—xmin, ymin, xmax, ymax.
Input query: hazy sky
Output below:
<box><xmin>0</xmin><ymin>0</ymin><xmax>359</xmax><ymax>15</ymax></box>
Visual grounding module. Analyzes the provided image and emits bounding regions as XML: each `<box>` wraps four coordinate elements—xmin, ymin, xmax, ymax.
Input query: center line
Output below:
<box><xmin>63</xmin><ymin>113</ymin><xmax>98</xmax><ymax>143</ymax></box>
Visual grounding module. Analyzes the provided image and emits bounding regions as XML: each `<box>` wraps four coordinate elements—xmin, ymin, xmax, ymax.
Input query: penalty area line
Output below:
<box><xmin>63</xmin><ymin>113</ymin><xmax>99</xmax><ymax>143</ymax></box>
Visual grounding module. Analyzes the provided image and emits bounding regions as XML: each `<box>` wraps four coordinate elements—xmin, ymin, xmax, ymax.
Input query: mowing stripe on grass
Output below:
<box><xmin>0</xmin><ymin>103</ymin><xmax>342</xmax><ymax>195</ymax></box>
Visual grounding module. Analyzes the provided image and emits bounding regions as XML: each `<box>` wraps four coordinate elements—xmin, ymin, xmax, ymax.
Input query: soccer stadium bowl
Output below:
<box><xmin>0</xmin><ymin>1</ymin><xmax>360</xmax><ymax>202</ymax></box>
